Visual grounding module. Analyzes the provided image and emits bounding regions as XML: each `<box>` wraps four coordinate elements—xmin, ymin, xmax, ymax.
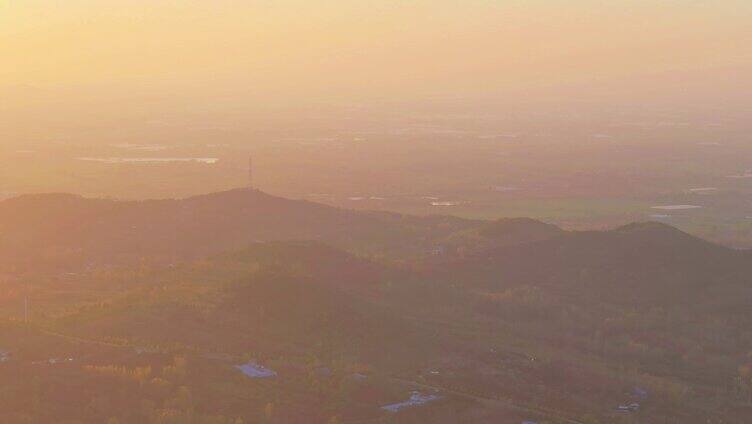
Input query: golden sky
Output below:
<box><xmin>2</xmin><ymin>1</ymin><xmax>751</xmax><ymax>114</ymax></box>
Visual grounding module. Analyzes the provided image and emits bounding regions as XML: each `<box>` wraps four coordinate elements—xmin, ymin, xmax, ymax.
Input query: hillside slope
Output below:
<box><xmin>441</xmin><ymin>221</ymin><xmax>752</xmax><ymax>305</ymax></box>
<box><xmin>51</xmin><ymin>241</ymin><xmax>428</xmax><ymax>368</ymax></box>
<box><xmin>0</xmin><ymin>189</ymin><xmax>477</xmax><ymax>270</ymax></box>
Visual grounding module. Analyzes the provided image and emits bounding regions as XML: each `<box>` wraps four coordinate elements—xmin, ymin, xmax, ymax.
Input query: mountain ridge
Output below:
<box><xmin>0</xmin><ymin>188</ymin><xmax>745</xmax><ymax>276</ymax></box>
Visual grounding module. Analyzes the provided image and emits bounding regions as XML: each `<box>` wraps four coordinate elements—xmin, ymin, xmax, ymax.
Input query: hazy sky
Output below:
<box><xmin>2</xmin><ymin>1</ymin><xmax>751</xmax><ymax>123</ymax></box>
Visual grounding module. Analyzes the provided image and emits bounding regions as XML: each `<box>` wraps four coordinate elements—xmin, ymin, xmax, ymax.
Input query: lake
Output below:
<box><xmin>78</xmin><ymin>157</ymin><xmax>219</xmax><ymax>164</ymax></box>
<box><xmin>651</xmin><ymin>205</ymin><xmax>702</xmax><ymax>211</ymax></box>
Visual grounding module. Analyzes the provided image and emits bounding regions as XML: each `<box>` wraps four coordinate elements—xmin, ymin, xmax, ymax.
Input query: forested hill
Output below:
<box><xmin>2</xmin><ymin>192</ymin><xmax>752</xmax><ymax>422</ymax></box>
<box><xmin>439</xmin><ymin>221</ymin><xmax>752</xmax><ymax>306</ymax></box>
<box><xmin>0</xmin><ymin>188</ymin><xmax>477</xmax><ymax>270</ymax></box>
<box><xmin>2</xmin><ymin>187</ymin><xmax>751</xmax><ymax>288</ymax></box>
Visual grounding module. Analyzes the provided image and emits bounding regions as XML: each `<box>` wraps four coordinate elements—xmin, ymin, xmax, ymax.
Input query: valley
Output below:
<box><xmin>0</xmin><ymin>190</ymin><xmax>750</xmax><ymax>423</ymax></box>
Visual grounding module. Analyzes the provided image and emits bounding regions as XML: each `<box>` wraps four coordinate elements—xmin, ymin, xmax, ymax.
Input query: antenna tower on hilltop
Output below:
<box><xmin>248</xmin><ymin>155</ymin><xmax>254</xmax><ymax>190</ymax></box>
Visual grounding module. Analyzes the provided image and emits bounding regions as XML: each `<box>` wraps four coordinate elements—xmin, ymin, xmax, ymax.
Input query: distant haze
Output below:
<box><xmin>2</xmin><ymin>0</ymin><xmax>751</xmax><ymax>131</ymax></box>
<box><xmin>3</xmin><ymin>1</ymin><xmax>752</xmax><ymax>252</ymax></box>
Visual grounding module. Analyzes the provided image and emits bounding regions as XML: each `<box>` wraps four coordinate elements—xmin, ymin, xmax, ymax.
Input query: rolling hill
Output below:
<box><xmin>440</xmin><ymin>221</ymin><xmax>752</xmax><ymax>306</ymax></box>
<box><xmin>0</xmin><ymin>189</ymin><xmax>477</xmax><ymax>270</ymax></box>
<box><xmin>2</xmin><ymin>189</ymin><xmax>752</xmax><ymax>423</ymax></box>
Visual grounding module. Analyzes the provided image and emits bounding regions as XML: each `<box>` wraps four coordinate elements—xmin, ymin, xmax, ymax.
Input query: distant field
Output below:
<box><xmin>334</xmin><ymin>197</ymin><xmax>651</xmax><ymax>224</ymax></box>
<box><xmin>3</xmin><ymin>134</ymin><xmax>752</xmax><ymax>247</ymax></box>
